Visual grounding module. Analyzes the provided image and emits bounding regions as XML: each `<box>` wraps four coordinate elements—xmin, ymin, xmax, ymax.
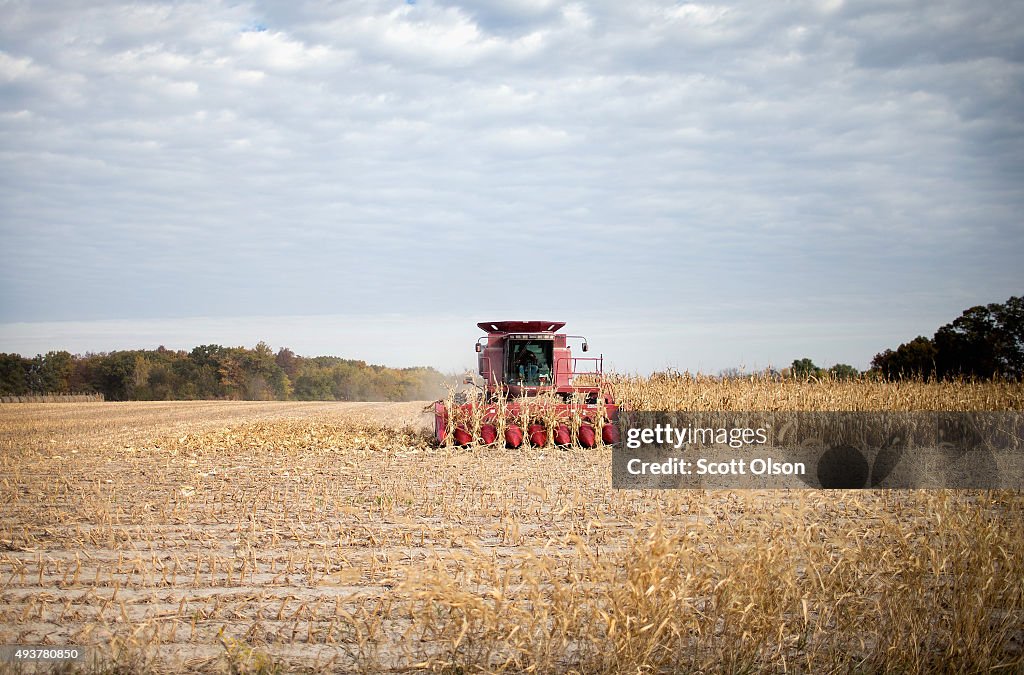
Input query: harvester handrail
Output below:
<box><xmin>479</xmin><ymin>355</ymin><xmax>497</xmax><ymax>385</ymax></box>
<box><xmin>555</xmin><ymin>356</ymin><xmax>604</xmax><ymax>379</ymax></box>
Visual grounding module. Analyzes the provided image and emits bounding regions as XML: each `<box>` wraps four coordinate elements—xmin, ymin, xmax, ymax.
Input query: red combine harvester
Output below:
<box><xmin>433</xmin><ymin>321</ymin><xmax>619</xmax><ymax>447</ymax></box>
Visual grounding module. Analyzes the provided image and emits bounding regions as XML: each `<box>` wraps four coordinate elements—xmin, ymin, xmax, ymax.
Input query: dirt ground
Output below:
<box><xmin>0</xmin><ymin>401</ymin><xmax>634</xmax><ymax>671</ymax></box>
<box><xmin>0</xmin><ymin>401</ymin><xmax>1020</xmax><ymax>673</ymax></box>
<box><xmin>0</xmin><ymin>402</ymin><xmax>435</xmax><ymax>670</ymax></box>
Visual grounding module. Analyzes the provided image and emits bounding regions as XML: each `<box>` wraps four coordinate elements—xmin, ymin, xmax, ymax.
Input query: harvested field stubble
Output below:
<box><xmin>0</xmin><ymin>381</ymin><xmax>1021</xmax><ymax>673</ymax></box>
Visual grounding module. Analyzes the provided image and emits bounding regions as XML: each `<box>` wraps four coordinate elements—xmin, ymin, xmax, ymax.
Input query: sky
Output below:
<box><xmin>1</xmin><ymin>0</ymin><xmax>1022</xmax><ymax>374</ymax></box>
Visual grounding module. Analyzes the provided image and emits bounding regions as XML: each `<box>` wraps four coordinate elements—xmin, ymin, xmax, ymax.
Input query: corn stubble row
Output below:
<box><xmin>0</xmin><ymin>377</ymin><xmax>1021</xmax><ymax>673</ymax></box>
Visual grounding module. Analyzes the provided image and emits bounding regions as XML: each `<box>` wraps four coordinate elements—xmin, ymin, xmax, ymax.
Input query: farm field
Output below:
<box><xmin>1</xmin><ymin>379</ymin><xmax>1023</xmax><ymax>673</ymax></box>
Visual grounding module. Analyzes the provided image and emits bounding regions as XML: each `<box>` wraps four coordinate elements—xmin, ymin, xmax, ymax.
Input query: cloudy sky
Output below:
<box><xmin>1</xmin><ymin>0</ymin><xmax>1021</xmax><ymax>373</ymax></box>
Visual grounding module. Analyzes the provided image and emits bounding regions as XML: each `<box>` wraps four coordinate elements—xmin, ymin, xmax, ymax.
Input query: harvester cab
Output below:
<box><xmin>434</xmin><ymin>321</ymin><xmax>619</xmax><ymax>447</ymax></box>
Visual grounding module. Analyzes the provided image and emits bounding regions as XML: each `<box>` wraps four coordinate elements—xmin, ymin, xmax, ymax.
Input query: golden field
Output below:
<box><xmin>0</xmin><ymin>377</ymin><xmax>1022</xmax><ymax>673</ymax></box>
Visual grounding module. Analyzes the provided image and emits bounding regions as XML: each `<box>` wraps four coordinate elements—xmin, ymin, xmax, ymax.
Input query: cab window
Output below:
<box><xmin>507</xmin><ymin>339</ymin><xmax>553</xmax><ymax>386</ymax></box>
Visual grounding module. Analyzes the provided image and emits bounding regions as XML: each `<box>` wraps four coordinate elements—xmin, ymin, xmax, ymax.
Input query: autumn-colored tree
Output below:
<box><xmin>0</xmin><ymin>343</ymin><xmax>446</xmax><ymax>401</ymax></box>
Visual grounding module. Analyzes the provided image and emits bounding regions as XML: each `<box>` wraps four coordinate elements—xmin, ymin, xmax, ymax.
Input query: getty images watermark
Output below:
<box><xmin>623</xmin><ymin>423</ymin><xmax>800</xmax><ymax>478</ymax></box>
<box><xmin>612</xmin><ymin>412</ymin><xmax>1024</xmax><ymax>489</ymax></box>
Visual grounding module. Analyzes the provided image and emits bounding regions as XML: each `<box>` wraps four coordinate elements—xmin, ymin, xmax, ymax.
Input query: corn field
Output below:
<box><xmin>0</xmin><ymin>394</ymin><xmax>104</xmax><ymax>404</ymax></box>
<box><xmin>0</xmin><ymin>378</ymin><xmax>1022</xmax><ymax>673</ymax></box>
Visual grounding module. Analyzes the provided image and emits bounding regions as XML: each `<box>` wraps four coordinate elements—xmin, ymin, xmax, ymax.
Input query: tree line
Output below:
<box><xmin>871</xmin><ymin>295</ymin><xmax>1023</xmax><ymax>380</ymax></box>
<box><xmin>787</xmin><ymin>359</ymin><xmax>861</xmax><ymax>380</ymax></box>
<box><xmin>0</xmin><ymin>342</ymin><xmax>448</xmax><ymax>401</ymax></box>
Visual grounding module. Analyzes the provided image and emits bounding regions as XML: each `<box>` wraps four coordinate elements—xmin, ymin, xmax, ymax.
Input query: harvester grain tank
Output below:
<box><xmin>434</xmin><ymin>321</ymin><xmax>619</xmax><ymax>447</ymax></box>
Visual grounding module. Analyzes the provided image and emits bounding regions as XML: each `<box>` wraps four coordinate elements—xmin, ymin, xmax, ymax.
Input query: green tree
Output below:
<box><xmin>294</xmin><ymin>369</ymin><xmax>333</xmax><ymax>400</ymax></box>
<box><xmin>871</xmin><ymin>336</ymin><xmax>937</xmax><ymax>379</ymax></box>
<box><xmin>241</xmin><ymin>342</ymin><xmax>290</xmax><ymax>400</ymax></box>
<box><xmin>41</xmin><ymin>351</ymin><xmax>74</xmax><ymax>393</ymax></box>
<box><xmin>0</xmin><ymin>353</ymin><xmax>30</xmax><ymax>395</ymax></box>
<box><xmin>791</xmin><ymin>358</ymin><xmax>820</xmax><ymax>379</ymax></box>
<box><xmin>26</xmin><ymin>351</ymin><xmax>75</xmax><ymax>393</ymax></box>
<box><xmin>828</xmin><ymin>363</ymin><xmax>860</xmax><ymax>380</ymax></box>
<box><xmin>934</xmin><ymin>296</ymin><xmax>1023</xmax><ymax>379</ymax></box>
<box><xmin>189</xmin><ymin>345</ymin><xmax>227</xmax><ymax>397</ymax></box>
<box><xmin>96</xmin><ymin>351</ymin><xmax>141</xmax><ymax>401</ymax></box>
<box><xmin>69</xmin><ymin>354</ymin><xmax>102</xmax><ymax>394</ymax></box>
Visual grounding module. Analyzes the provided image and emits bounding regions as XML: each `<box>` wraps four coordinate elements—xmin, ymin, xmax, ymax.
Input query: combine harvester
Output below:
<box><xmin>434</xmin><ymin>321</ymin><xmax>620</xmax><ymax>448</ymax></box>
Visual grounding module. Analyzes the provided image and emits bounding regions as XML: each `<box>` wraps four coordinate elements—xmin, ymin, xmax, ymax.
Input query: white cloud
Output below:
<box><xmin>0</xmin><ymin>52</ymin><xmax>40</xmax><ymax>81</ymax></box>
<box><xmin>233</xmin><ymin>29</ymin><xmax>336</xmax><ymax>71</ymax></box>
<box><xmin>484</xmin><ymin>124</ymin><xmax>574</xmax><ymax>152</ymax></box>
